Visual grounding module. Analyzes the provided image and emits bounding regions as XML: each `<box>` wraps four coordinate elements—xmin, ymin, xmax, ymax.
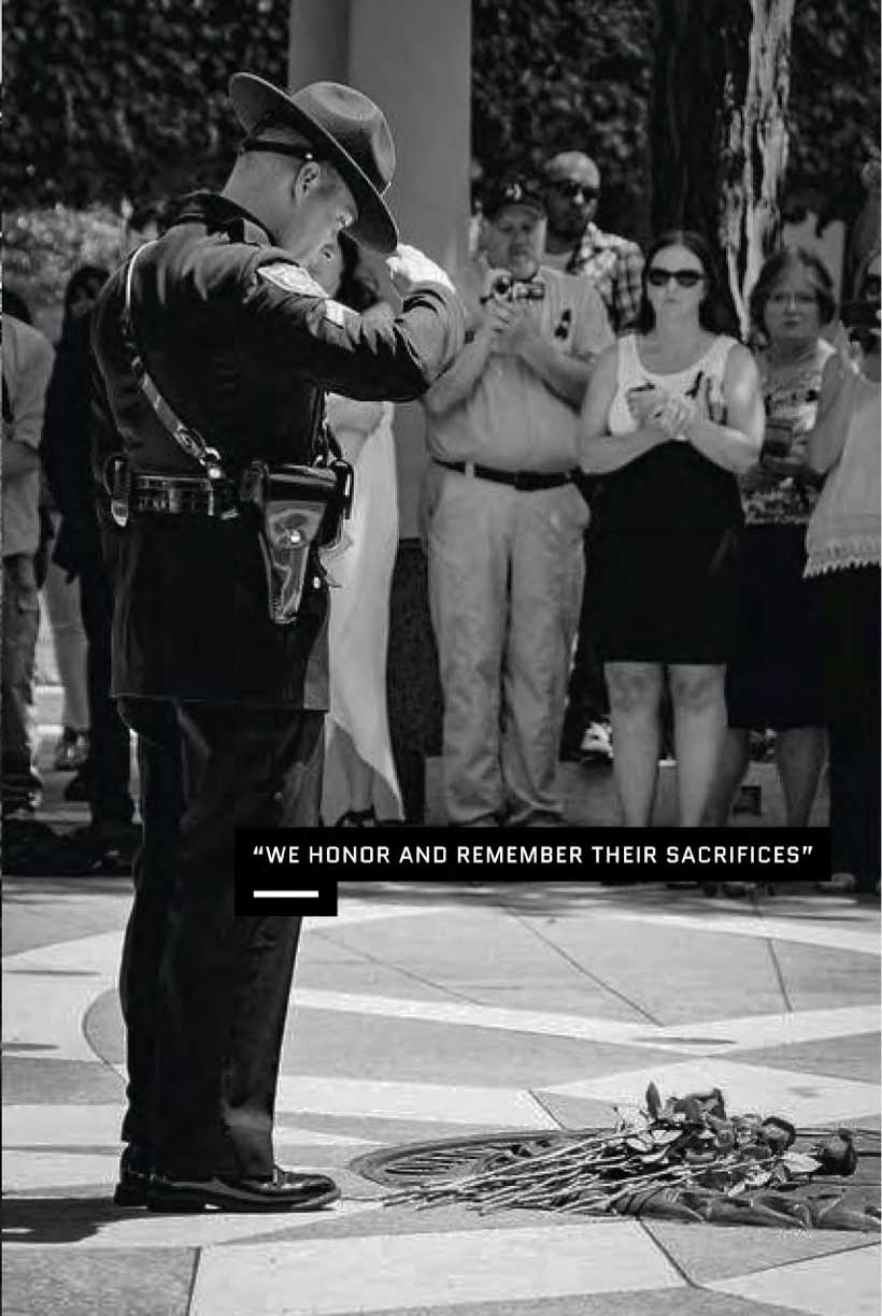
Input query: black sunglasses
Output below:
<box><xmin>647</xmin><ymin>267</ymin><xmax>705</xmax><ymax>289</ymax></box>
<box><xmin>550</xmin><ymin>180</ymin><xmax>599</xmax><ymax>202</ymax></box>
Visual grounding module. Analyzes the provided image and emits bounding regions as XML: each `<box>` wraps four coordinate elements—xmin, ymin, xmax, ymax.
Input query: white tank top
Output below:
<box><xmin>608</xmin><ymin>333</ymin><xmax>738</xmax><ymax>434</ymax></box>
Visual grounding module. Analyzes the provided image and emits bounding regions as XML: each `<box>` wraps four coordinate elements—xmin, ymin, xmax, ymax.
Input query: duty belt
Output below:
<box><xmin>129</xmin><ymin>473</ymin><xmax>239</xmax><ymax>518</ymax></box>
<box><xmin>433</xmin><ymin>459</ymin><xmax>575</xmax><ymax>492</ymax></box>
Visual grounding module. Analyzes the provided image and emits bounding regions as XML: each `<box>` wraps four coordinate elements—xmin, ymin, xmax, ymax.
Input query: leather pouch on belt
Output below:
<box><xmin>240</xmin><ymin>461</ymin><xmax>353</xmax><ymax>625</ymax></box>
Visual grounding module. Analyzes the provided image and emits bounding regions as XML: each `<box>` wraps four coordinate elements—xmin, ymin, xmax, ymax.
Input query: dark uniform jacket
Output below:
<box><xmin>91</xmin><ymin>192</ymin><xmax>464</xmax><ymax>707</ymax></box>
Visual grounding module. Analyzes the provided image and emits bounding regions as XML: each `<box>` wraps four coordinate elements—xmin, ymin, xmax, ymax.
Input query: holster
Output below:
<box><xmin>240</xmin><ymin>460</ymin><xmax>354</xmax><ymax>625</ymax></box>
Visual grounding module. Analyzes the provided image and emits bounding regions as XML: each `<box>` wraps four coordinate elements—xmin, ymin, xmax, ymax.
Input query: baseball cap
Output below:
<box><xmin>482</xmin><ymin>177</ymin><xmax>546</xmax><ymax>221</ymax></box>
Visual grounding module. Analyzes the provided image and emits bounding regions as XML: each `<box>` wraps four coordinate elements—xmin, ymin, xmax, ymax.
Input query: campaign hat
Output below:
<box><xmin>229</xmin><ymin>74</ymin><xmax>398</xmax><ymax>253</ymax></box>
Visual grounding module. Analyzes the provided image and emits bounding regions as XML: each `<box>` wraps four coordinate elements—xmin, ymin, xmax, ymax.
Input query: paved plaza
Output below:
<box><xmin>2</xmin><ymin>689</ymin><xmax>879</xmax><ymax>1314</ymax></box>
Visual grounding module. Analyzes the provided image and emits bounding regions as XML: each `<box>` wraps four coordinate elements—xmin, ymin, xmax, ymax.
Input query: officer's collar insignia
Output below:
<box><xmin>258</xmin><ymin>261</ymin><xmax>328</xmax><ymax>299</ymax></box>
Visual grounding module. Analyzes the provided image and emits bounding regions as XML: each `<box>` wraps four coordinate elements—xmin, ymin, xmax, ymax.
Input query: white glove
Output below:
<box><xmin>386</xmin><ymin>243</ymin><xmax>455</xmax><ymax>296</ymax></box>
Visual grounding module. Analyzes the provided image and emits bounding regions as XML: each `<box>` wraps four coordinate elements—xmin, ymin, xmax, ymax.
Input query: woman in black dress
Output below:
<box><xmin>578</xmin><ymin>231</ymin><xmax>764</xmax><ymax>826</ymax></box>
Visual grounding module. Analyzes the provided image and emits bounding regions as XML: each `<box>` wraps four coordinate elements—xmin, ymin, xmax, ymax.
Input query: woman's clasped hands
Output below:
<box><xmin>626</xmin><ymin>383</ymin><xmax>700</xmax><ymax>441</ymax></box>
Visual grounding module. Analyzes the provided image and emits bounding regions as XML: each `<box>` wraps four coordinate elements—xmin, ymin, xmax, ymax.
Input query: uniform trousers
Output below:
<box><xmin>428</xmin><ymin>472</ymin><xmax>586</xmax><ymax>825</ymax></box>
<box><xmin>117</xmin><ymin>695</ymin><xmax>323</xmax><ymax>1179</ymax></box>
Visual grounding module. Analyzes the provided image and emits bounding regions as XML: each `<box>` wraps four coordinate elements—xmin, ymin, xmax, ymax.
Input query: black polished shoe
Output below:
<box><xmin>113</xmin><ymin>1144</ymin><xmax>153</xmax><ymax>1207</ymax></box>
<box><xmin>146</xmin><ymin>1165</ymin><xmax>341</xmax><ymax>1213</ymax></box>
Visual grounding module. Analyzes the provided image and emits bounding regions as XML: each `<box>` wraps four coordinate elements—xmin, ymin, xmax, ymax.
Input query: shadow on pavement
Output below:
<box><xmin>2</xmin><ymin>1194</ymin><xmax>132</xmax><ymax>1245</ymax></box>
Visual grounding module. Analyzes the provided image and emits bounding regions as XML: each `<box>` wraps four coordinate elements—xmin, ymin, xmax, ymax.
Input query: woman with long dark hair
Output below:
<box><xmin>578</xmin><ymin>230</ymin><xmax>764</xmax><ymax>826</ymax></box>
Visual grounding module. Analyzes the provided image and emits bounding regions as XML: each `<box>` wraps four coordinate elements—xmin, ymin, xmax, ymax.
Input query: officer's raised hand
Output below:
<box><xmin>387</xmin><ymin>243</ymin><xmax>456</xmax><ymax>296</ymax></box>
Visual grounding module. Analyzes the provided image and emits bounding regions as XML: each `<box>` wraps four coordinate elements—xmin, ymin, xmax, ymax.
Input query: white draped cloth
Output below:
<box><xmin>321</xmin><ymin>397</ymin><xmax>403</xmax><ymax>823</ymax></box>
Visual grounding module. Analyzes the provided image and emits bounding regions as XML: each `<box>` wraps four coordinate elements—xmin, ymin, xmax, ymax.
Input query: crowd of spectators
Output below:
<box><xmin>2</xmin><ymin>148</ymin><xmax>878</xmax><ymax>894</ymax></box>
<box><xmin>426</xmin><ymin>149</ymin><xmax>879</xmax><ymax>891</ymax></box>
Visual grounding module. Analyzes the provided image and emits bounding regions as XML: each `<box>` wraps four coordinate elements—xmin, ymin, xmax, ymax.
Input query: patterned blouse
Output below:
<box><xmin>742</xmin><ymin>339</ymin><xmax>836</xmax><ymax>526</ymax></box>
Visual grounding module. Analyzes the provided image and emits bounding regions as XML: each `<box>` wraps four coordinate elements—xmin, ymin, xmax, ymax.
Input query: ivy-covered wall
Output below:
<box><xmin>472</xmin><ymin>0</ymin><xmax>655</xmax><ymax>242</ymax></box>
<box><xmin>3</xmin><ymin>0</ymin><xmax>878</xmax><ymax>301</ymax></box>
<box><xmin>3</xmin><ymin>0</ymin><xmax>289</xmax><ymax>209</ymax></box>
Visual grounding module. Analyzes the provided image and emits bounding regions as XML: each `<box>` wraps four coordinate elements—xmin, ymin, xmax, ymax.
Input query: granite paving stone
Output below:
<box><xmin>2</xmin><ymin>1059</ymin><xmax>125</xmax><ymax>1106</ymax></box>
<box><xmin>275</xmin><ymin>1110</ymin><xmax>547</xmax><ymax>1147</ymax></box>
<box><xmin>309</xmin><ymin>912</ymin><xmax>650</xmax><ymax>1019</ymax></box>
<box><xmin>1</xmin><ymin>1250</ymin><xmax>196</xmax><ymax>1316</ymax></box>
<box><xmin>728</xmin><ymin>1032</ymin><xmax>881</xmax><ymax>1085</ymax></box>
<box><xmin>319</xmin><ymin>1296</ymin><xmax>822</xmax><ymax>1316</ymax></box>
<box><xmin>4</xmin><ymin>760</ymin><xmax>879</xmax><ymax>1316</ymax></box>
<box><xmin>1</xmin><ymin>884</ymin><xmax>132</xmax><ymax>959</ymax></box>
<box><xmin>508</xmin><ymin>916</ymin><xmax>791</xmax><ymax>1024</ymax></box>
<box><xmin>243</xmin><ymin>1200</ymin><xmax>629</xmax><ymax>1243</ymax></box>
<box><xmin>709</xmin><ymin>1244</ymin><xmax>881</xmax><ymax>1316</ymax></box>
<box><xmin>642</xmin><ymin>1220</ymin><xmax>881</xmax><ymax>1284</ymax></box>
<box><xmin>511</xmin><ymin>1092</ymin><xmax>619</xmax><ymax>1131</ymax></box>
<box><xmin>770</xmin><ymin>941</ymin><xmax>882</xmax><ymax>1010</ymax></box>
<box><xmin>285</xmin><ymin>1009</ymin><xmax>685</xmax><ymax>1087</ymax></box>
<box><xmin>187</xmin><ymin>1223</ymin><xmax>683</xmax><ymax>1314</ymax></box>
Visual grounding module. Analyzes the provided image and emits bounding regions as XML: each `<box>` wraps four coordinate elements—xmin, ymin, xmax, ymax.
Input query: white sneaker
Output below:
<box><xmin>580</xmin><ymin>722</ymin><xmax>613</xmax><ymax>761</ymax></box>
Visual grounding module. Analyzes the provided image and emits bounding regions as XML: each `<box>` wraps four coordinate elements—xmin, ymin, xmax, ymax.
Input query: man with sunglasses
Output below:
<box><xmin>543</xmin><ymin>152</ymin><xmax>645</xmax><ymax>768</ymax></box>
<box><xmin>90</xmin><ymin>74</ymin><xmax>464</xmax><ymax>1215</ymax></box>
<box><xmin>542</xmin><ymin>151</ymin><xmax>645</xmax><ymax>335</ymax></box>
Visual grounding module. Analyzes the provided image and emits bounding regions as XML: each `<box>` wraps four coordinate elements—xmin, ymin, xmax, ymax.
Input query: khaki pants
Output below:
<box><xmin>428</xmin><ymin>471</ymin><xmax>587</xmax><ymax>825</ymax></box>
<box><xmin>2</xmin><ymin>555</ymin><xmax>40</xmax><ymax>805</ymax></box>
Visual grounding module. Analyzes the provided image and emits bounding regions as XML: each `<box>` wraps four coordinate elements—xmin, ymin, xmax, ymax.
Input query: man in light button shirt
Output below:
<box><xmin>3</xmin><ymin>311</ymin><xmax>55</xmax><ymax>816</ymax></box>
<box><xmin>423</xmin><ymin>177</ymin><xmax>612</xmax><ymax>826</ymax></box>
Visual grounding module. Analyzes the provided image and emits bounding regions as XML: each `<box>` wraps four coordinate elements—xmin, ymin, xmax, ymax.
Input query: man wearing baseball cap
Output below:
<box><xmin>423</xmin><ymin>176</ymin><xmax>611</xmax><ymax>828</ymax></box>
<box><xmin>91</xmin><ymin>74</ymin><xmax>464</xmax><ymax>1214</ymax></box>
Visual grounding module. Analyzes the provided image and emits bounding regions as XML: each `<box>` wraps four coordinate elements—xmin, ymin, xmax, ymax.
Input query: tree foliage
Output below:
<box><xmin>4</xmin><ymin>207</ymin><xmax>128</xmax><ymax>319</ymax></box>
<box><xmin>3</xmin><ymin>0</ymin><xmax>877</xmax><ymax>259</ymax></box>
<box><xmin>2</xmin><ymin>0</ymin><xmax>290</xmax><ymax>210</ymax></box>
<box><xmin>472</xmin><ymin>0</ymin><xmax>656</xmax><ymax>243</ymax></box>
<box><xmin>787</xmin><ymin>0</ymin><xmax>881</xmax><ymax>227</ymax></box>
<box><xmin>471</xmin><ymin>0</ymin><xmax>878</xmax><ymax>243</ymax></box>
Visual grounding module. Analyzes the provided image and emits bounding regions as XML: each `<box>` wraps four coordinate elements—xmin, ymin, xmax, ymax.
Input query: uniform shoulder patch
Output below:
<box><xmin>258</xmin><ymin>262</ymin><xmax>327</xmax><ymax>298</ymax></box>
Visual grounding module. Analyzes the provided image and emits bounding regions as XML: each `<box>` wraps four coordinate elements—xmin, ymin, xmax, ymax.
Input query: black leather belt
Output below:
<box><xmin>130</xmin><ymin>473</ymin><xmax>238</xmax><ymax>518</ymax></box>
<box><xmin>434</xmin><ymin>459</ymin><xmax>574</xmax><ymax>492</ymax></box>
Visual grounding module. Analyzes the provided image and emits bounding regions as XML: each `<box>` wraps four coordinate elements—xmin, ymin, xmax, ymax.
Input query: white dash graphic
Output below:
<box><xmin>253</xmin><ymin>890</ymin><xmax>321</xmax><ymax>899</ymax></box>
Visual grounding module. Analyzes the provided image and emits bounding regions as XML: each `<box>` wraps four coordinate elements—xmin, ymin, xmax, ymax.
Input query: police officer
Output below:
<box><xmin>91</xmin><ymin>74</ymin><xmax>464</xmax><ymax>1213</ymax></box>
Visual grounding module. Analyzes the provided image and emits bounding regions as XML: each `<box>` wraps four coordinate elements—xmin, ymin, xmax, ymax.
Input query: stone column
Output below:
<box><xmin>288</xmin><ymin>0</ymin><xmax>471</xmax><ymax>535</ymax></box>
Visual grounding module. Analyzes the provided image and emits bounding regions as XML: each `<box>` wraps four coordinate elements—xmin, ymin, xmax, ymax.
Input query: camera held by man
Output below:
<box><xmin>482</xmin><ymin>272</ymin><xmax>546</xmax><ymax>304</ymax></box>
